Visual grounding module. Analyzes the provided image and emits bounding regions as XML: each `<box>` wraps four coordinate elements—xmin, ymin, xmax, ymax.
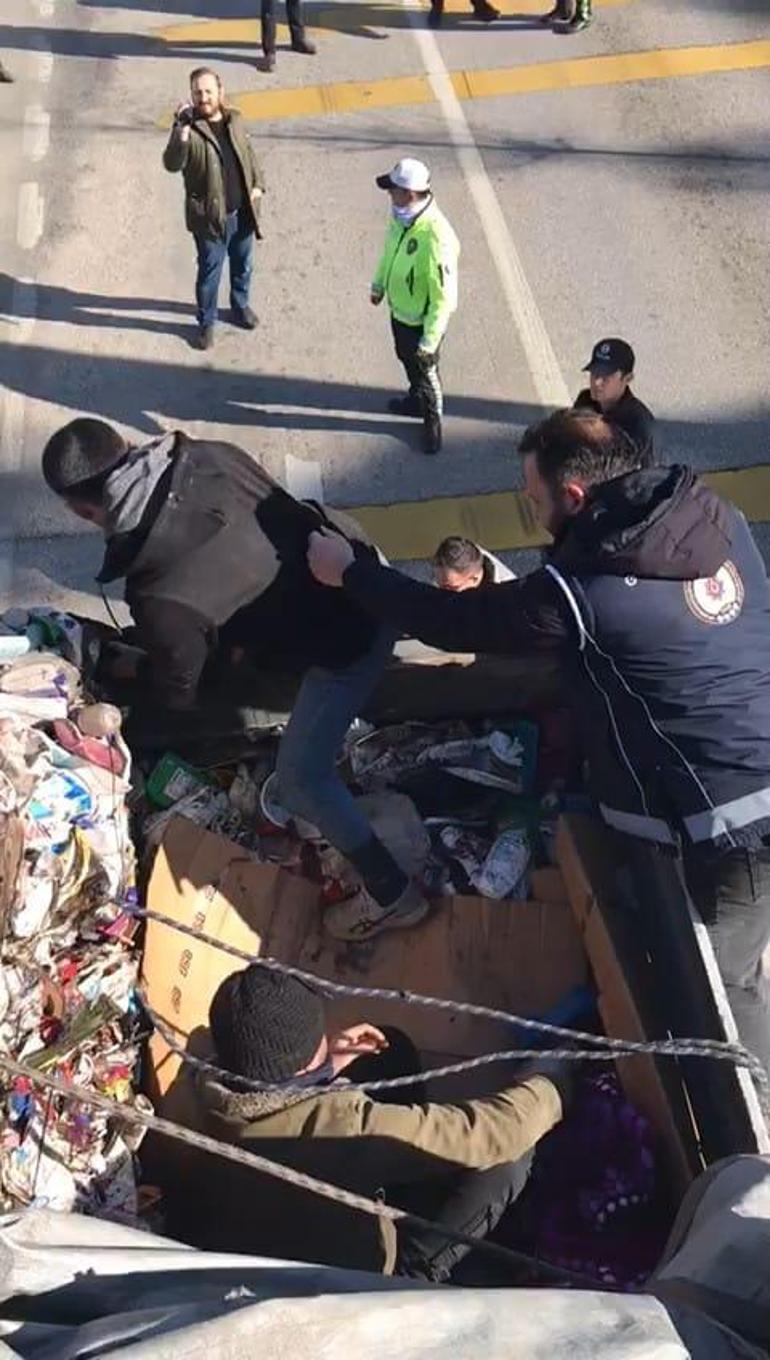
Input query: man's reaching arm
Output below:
<box><xmin>308</xmin><ymin>529</ymin><xmax>570</xmax><ymax>657</ymax></box>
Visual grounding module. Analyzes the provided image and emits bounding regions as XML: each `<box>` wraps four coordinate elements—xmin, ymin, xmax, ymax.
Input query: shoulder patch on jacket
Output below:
<box><xmin>683</xmin><ymin>560</ymin><xmax>745</xmax><ymax>625</ymax></box>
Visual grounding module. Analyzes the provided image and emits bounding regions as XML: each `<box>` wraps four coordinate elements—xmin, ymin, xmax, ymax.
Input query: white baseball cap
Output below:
<box><xmin>376</xmin><ymin>157</ymin><xmax>431</xmax><ymax>193</ymax></box>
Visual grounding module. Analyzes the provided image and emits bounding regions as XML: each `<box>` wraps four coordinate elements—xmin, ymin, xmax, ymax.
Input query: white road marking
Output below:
<box><xmin>284</xmin><ymin>453</ymin><xmax>325</xmax><ymax>503</ymax></box>
<box><xmin>401</xmin><ymin>0</ymin><xmax>570</xmax><ymax>409</ymax></box>
<box><xmin>0</xmin><ymin>280</ymin><xmax>37</xmax><ymax>595</ymax></box>
<box><xmin>23</xmin><ymin>106</ymin><xmax>50</xmax><ymax>162</ymax></box>
<box><xmin>0</xmin><ymin>278</ymin><xmax>37</xmax><ymax>344</ymax></box>
<box><xmin>30</xmin><ymin>35</ymin><xmax>53</xmax><ymax>84</ymax></box>
<box><xmin>16</xmin><ymin>183</ymin><xmax>44</xmax><ymax>250</ymax></box>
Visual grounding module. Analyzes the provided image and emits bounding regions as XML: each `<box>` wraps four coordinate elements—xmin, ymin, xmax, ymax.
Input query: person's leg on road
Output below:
<box><xmin>261</xmin><ymin>0</ymin><xmax>277</xmax><ymax>64</ymax></box>
<box><xmin>389</xmin><ymin>317</ymin><xmax>423</xmax><ymax>414</ymax></box>
<box><xmin>227</xmin><ymin>209</ymin><xmax>256</xmax><ymax>326</ymax></box>
<box><xmin>684</xmin><ymin>843</ymin><xmax>770</xmax><ymax>1107</ymax></box>
<box><xmin>393</xmin><ymin>1152</ymin><xmax>534</xmax><ymax>1282</ymax></box>
<box><xmin>286</xmin><ymin>0</ymin><xmax>317</xmax><ymax>52</ymax></box>
<box><xmin>540</xmin><ymin>0</ymin><xmax>571</xmax><ymax>24</ymax></box>
<box><xmin>275</xmin><ymin>627</ymin><xmax>426</xmax><ymax>937</ymax></box>
<box><xmin>554</xmin><ymin>0</ymin><xmax>591</xmax><ymax>30</ymax></box>
<box><xmin>413</xmin><ymin>334</ymin><xmax>443</xmax><ymax>455</ymax></box>
<box><xmin>194</xmin><ymin>232</ymin><xmax>227</xmax><ymax>344</ymax></box>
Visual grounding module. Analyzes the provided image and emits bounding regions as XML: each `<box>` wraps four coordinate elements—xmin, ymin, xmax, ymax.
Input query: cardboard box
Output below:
<box><xmin>142</xmin><ymin>817</ymin><xmax>587</xmax><ymax>1114</ymax></box>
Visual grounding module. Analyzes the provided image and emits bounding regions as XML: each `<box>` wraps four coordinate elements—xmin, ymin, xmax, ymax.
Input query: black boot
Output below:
<box><xmin>290</xmin><ymin>25</ymin><xmax>317</xmax><ymax>53</ymax></box>
<box><xmin>472</xmin><ymin>0</ymin><xmax>501</xmax><ymax>20</ymax></box>
<box><xmin>555</xmin><ymin>13</ymin><xmax>591</xmax><ymax>30</ymax></box>
<box><xmin>428</xmin><ymin>0</ymin><xmax>444</xmax><ymax>27</ymax></box>
<box><xmin>423</xmin><ymin>416</ymin><xmax>442</xmax><ymax>455</ymax></box>
<box><xmin>554</xmin><ymin>3</ymin><xmax>592</xmax><ymax>31</ymax></box>
<box><xmin>540</xmin><ymin>1</ymin><xmax>569</xmax><ymax>20</ymax></box>
<box><xmin>262</xmin><ymin>15</ymin><xmax>277</xmax><ymax>68</ymax></box>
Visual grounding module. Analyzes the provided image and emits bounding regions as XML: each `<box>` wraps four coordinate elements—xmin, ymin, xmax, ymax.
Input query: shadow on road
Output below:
<box><xmin>0</xmin><ymin>274</ymin><xmax>194</xmax><ymax>341</ymax></box>
<box><xmin>0</xmin><ymin>23</ymin><xmax>262</xmax><ymax>68</ymax></box>
<box><xmin>0</xmin><ymin>338</ymin><xmax>544</xmax><ymax>439</ymax></box>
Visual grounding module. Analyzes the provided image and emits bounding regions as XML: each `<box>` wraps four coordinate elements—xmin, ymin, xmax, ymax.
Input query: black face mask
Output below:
<box><xmin>283</xmin><ymin>1056</ymin><xmax>337</xmax><ymax>1089</ymax></box>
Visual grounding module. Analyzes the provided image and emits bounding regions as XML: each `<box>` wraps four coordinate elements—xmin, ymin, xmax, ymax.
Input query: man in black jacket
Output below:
<box><xmin>573</xmin><ymin>338</ymin><xmax>655</xmax><ymax>464</ymax></box>
<box><xmin>308</xmin><ymin>409</ymin><xmax>770</xmax><ymax>1084</ymax></box>
<box><xmin>41</xmin><ymin>418</ymin><xmax>428</xmax><ymax>941</ymax></box>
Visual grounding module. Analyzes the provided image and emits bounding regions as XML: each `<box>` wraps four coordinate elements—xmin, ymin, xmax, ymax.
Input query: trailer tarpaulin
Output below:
<box><xmin>0</xmin><ymin>1155</ymin><xmax>767</xmax><ymax>1359</ymax></box>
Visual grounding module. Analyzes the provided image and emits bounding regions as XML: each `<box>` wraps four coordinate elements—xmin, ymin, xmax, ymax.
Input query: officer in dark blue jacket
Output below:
<box><xmin>308</xmin><ymin>408</ymin><xmax>770</xmax><ymax>1088</ymax></box>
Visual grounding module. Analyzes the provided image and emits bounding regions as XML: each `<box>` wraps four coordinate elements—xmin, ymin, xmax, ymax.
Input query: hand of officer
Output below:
<box><xmin>415</xmin><ymin>346</ymin><xmax>436</xmax><ymax>370</ymax></box>
<box><xmin>308</xmin><ymin>527</ymin><xmax>355</xmax><ymax>587</ymax></box>
<box><xmin>370</xmin><ymin>288</ymin><xmax>384</xmax><ymax>306</ymax></box>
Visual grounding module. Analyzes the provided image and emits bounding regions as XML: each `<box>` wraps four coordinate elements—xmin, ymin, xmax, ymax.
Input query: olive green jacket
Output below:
<box><xmin>163</xmin><ymin>108</ymin><xmax>266</xmax><ymax>241</ymax></box>
<box><xmin>164</xmin><ymin>1069</ymin><xmax>563</xmax><ymax>1274</ymax></box>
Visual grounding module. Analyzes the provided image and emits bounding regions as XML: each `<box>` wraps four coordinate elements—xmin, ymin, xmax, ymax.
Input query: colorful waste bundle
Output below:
<box><xmin>0</xmin><ymin>609</ymin><xmax>146</xmax><ymax>1227</ymax></box>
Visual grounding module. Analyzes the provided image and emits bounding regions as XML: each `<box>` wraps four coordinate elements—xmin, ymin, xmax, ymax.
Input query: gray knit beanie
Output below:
<box><xmin>209</xmin><ymin>966</ymin><xmax>326</xmax><ymax>1083</ymax></box>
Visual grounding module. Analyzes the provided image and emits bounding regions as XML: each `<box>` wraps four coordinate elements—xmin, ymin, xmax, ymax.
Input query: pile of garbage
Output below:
<box><xmin>135</xmin><ymin>709</ymin><xmax>581</xmax><ymax>911</ymax></box>
<box><xmin>0</xmin><ymin>609</ymin><xmax>144</xmax><ymax>1224</ymax></box>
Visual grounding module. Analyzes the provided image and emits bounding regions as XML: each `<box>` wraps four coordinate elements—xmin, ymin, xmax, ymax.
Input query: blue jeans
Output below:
<box><xmin>194</xmin><ymin>209</ymin><xmax>253</xmax><ymax>328</ymax></box>
<box><xmin>275</xmin><ymin>626</ymin><xmax>394</xmax><ymax>854</ymax></box>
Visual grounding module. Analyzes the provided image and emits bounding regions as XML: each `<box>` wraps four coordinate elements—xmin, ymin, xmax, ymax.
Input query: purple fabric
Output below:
<box><xmin>523</xmin><ymin>1071</ymin><xmax>665</xmax><ymax>1288</ymax></box>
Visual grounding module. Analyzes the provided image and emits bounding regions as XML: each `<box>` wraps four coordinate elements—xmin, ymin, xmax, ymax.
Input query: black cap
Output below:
<box><xmin>209</xmin><ymin>965</ymin><xmax>325</xmax><ymax>1083</ymax></box>
<box><xmin>583</xmin><ymin>338</ymin><xmax>635</xmax><ymax>375</ymax></box>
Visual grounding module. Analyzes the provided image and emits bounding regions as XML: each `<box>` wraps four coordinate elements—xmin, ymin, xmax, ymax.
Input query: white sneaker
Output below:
<box><xmin>260</xmin><ymin>772</ymin><xmax>322</xmax><ymax>840</ymax></box>
<box><xmin>323</xmin><ymin>880</ymin><xmax>430</xmax><ymax>942</ymax></box>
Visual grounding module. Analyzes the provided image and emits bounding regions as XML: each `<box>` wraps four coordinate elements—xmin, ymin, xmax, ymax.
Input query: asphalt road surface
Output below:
<box><xmin>1</xmin><ymin>0</ymin><xmax>768</xmax><ymax>617</ymax></box>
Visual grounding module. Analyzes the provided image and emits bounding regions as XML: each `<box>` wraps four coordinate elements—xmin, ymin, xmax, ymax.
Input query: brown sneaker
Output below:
<box><xmin>323</xmin><ymin>880</ymin><xmax>429</xmax><ymax>941</ymax></box>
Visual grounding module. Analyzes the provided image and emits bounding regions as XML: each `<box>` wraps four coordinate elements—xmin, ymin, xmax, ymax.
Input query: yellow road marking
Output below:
<box><xmin>209</xmin><ymin>37</ymin><xmax>770</xmax><ymax>123</ymax></box>
<box><xmin>350</xmin><ymin>465</ymin><xmax>770</xmax><ymax>560</ymax></box>
<box><xmin>156</xmin><ymin>0</ymin><xmax>631</xmax><ymax>44</ymax></box>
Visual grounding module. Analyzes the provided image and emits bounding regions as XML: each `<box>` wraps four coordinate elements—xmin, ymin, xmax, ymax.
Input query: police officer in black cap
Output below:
<box><xmin>573</xmin><ymin>338</ymin><xmax>655</xmax><ymax>465</ymax></box>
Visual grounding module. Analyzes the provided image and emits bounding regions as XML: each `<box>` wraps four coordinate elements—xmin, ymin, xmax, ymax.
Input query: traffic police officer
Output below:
<box><xmin>371</xmin><ymin>158</ymin><xmax>460</xmax><ymax>456</ymax></box>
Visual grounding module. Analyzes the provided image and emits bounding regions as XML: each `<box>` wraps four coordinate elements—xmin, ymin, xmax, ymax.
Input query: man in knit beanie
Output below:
<box><xmin>167</xmin><ymin>964</ymin><xmax>572</xmax><ymax>1281</ymax></box>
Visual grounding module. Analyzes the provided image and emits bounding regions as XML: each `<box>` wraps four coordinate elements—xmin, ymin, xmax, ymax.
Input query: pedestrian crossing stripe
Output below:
<box><xmin>350</xmin><ymin>465</ymin><xmax>770</xmax><ymax>561</ymax></box>
<box><xmin>195</xmin><ymin>38</ymin><xmax>770</xmax><ymax>125</ymax></box>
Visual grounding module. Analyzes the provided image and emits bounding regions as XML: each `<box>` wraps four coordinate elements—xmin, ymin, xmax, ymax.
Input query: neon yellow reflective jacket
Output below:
<box><xmin>371</xmin><ymin>198</ymin><xmax>460</xmax><ymax>353</ymax></box>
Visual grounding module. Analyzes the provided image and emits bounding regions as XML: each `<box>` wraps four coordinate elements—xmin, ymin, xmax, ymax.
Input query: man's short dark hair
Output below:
<box><xmin>519</xmin><ymin>408</ymin><xmax>641</xmax><ymax>493</ymax></box>
<box><xmin>42</xmin><ymin>418</ymin><xmax>128</xmax><ymax>501</ymax></box>
<box><xmin>434</xmin><ymin>537</ymin><xmax>483</xmax><ymax>574</ymax></box>
<box><xmin>209</xmin><ymin>965</ymin><xmax>325</xmax><ymax>1084</ymax></box>
<box><xmin>189</xmin><ymin>66</ymin><xmax>222</xmax><ymax>89</ymax></box>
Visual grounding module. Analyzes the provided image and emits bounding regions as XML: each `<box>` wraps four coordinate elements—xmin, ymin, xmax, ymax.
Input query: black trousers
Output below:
<box><xmin>347</xmin><ymin>1027</ymin><xmax>532</xmax><ymax>1283</ymax></box>
<box><xmin>392</xmin><ymin>1153</ymin><xmax>533</xmax><ymax>1283</ymax></box>
<box><xmin>683</xmin><ymin>842</ymin><xmax>770</xmax><ymax>1101</ymax></box>
<box><xmin>261</xmin><ymin>0</ymin><xmax>305</xmax><ymax>53</ymax></box>
<box><xmin>391</xmin><ymin>317</ymin><xmax>443</xmax><ymax>426</ymax></box>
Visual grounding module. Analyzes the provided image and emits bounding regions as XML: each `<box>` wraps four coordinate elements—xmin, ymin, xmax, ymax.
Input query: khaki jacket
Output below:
<box><xmin>163</xmin><ymin>1069</ymin><xmax>563</xmax><ymax>1273</ymax></box>
<box><xmin>163</xmin><ymin>108</ymin><xmax>266</xmax><ymax>240</ymax></box>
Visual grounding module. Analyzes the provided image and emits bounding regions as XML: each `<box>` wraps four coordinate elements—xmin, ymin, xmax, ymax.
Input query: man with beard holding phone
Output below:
<box><xmin>164</xmin><ymin>67</ymin><xmax>265</xmax><ymax>351</ymax></box>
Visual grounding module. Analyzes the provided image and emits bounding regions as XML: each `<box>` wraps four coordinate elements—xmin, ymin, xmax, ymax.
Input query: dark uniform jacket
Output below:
<box><xmin>97</xmin><ymin>433</ymin><xmax>379</xmax><ymax>710</ymax></box>
<box><xmin>163</xmin><ymin>107</ymin><xmax>266</xmax><ymax>241</ymax></box>
<box><xmin>574</xmin><ymin>387</ymin><xmax>655</xmax><ymax>465</ymax></box>
<box><xmin>340</xmin><ymin>465</ymin><xmax>770</xmax><ymax>851</ymax></box>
